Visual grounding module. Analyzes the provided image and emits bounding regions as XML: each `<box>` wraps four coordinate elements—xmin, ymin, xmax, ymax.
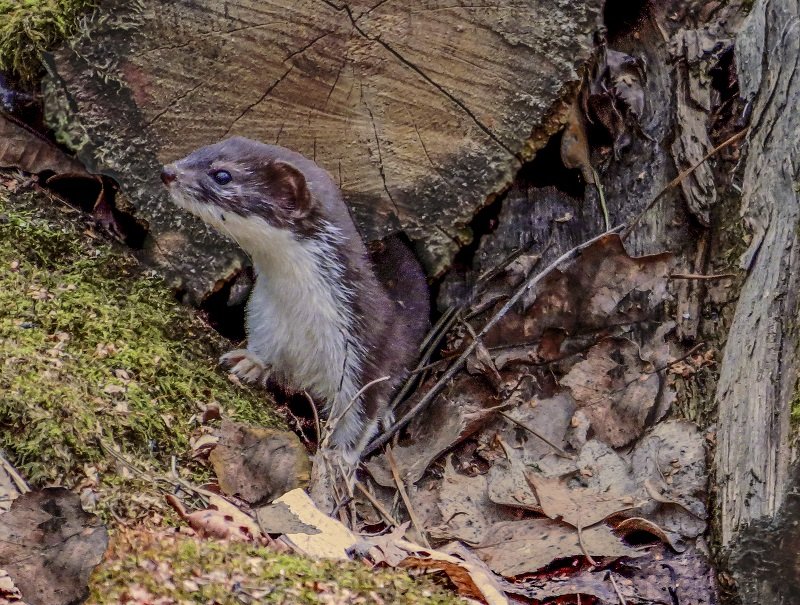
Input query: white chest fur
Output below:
<box><xmin>171</xmin><ymin>195</ymin><xmax>369</xmax><ymax>450</ymax></box>
<box><xmin>220</xmin><ymin>212</ymin><xmax>363</xmax><ymax>411</ymax></box>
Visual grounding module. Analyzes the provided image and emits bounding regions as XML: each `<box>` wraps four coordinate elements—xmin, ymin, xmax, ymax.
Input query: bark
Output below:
<box><xmin>714</xmin><ymin>0</ymin><xmax>800</xmax><ymax>601</ymax></box>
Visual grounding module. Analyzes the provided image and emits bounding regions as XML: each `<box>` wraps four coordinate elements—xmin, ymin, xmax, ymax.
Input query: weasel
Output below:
<box><xmin>161</xmin><ymin>137</ymin><xmax>429</xmax><ymax>462</ymax></box>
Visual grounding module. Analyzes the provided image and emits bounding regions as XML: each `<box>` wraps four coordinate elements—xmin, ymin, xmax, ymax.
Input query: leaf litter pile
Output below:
<box><xmin>0</xmin><ymin>92</ymin><xmax>722</xmax><ymax>603</ymax></box>
<box><xmin>162</xmin><ymin>231</ymin><xmax>716</xmax><ymax>604</ymax></box>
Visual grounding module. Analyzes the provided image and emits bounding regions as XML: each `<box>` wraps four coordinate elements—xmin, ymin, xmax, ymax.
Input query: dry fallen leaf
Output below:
<box><xmin>527</xmin><ymin>472</ymin><xmax>638</xmax><ymax>529</ymax></box>
<box><xmin>561</xmin><ymin>337</ymin><xmax>661</xmax><ymax>447</ymax></box>
<box><xmin>474</xmin><ymin>518</ymin><xmax>642</xmax><ymax>577</ymax></box>
<box><xmin>628</xmin><ymin>420</ymin><xmax>707</xmax><ymax>539</ymax></box>
<box><xmin>428</xmin><ymin>457</ymin><xmax>517</xmax><ymax>544</ymax></box>
<box><xmin>395</xmin><ymin>539</ymin><xmax>510</xmax><ymax>605</ymax></box>
<box><xmin>365</xmin><ymin>374</ymin><xmax>496</xmax><ymax>487</ymax></box>
<box><xmin>482</xmin><ymin>235</ymin><xmax>671</xmax><ymax>349</ymax></box>
<box><xmin>262</xmin><ymin>488</ymin><xmax>357</xmax><ymax>560</ymax></box>
<box><xmin>166</xmin><ymin>493</ymin><xmax>263</xmax><ymax>543</ymax></box>
<box><xmin>0</xmin><ymin>488</ymin><xmax>108</xmax><ymax>605</ymax></box>
<box><xmin>0</xmin><ymin>112</ymin><xmax>87</xmax><ymax>175</ymax></box>
<box><xmin>209</xmin><ymin>419</ymin><xmax>310</xmax><ymax>505</ymax></box>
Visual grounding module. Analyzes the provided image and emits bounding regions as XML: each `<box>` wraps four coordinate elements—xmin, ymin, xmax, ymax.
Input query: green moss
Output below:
<box><xmin>89</xmin><ymin>531</ymin><xmax>461</xmax><ymax>605</ymax></box>
<box><xmin>0</xmin><ymin>0</ymin><xmax>96</xmax><ymax>80</ymax></box>
<box><xmin>0</xmin><ymin>177</ymin><xmax>281</xmax><ymax>500</ymax></box>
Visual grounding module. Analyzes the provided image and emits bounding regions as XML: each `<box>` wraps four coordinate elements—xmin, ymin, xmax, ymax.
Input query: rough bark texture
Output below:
<box><xmin>714</xmin><ymin>0</ymin><xmax>800</xmax><ymax>601</ymax></box>
<box><xmin>42</xmin><ymin>0</ymin><xmax>604</xmax><ymax>299</ymax></box>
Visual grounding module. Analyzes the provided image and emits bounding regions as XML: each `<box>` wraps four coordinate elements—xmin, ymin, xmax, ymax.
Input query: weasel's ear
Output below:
<box><xmin>262</xmin><ymin>160</ymin><xmax>311</xmax><ymax>217</ymax></box>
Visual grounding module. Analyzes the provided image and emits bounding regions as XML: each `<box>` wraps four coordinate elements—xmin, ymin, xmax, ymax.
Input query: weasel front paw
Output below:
<box><xmin>220</xmin><ymin>349</ymin><xmax>270</xmax><ymax>385</ymax></box>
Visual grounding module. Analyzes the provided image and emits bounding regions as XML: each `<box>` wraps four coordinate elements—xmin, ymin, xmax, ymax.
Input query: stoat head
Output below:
<box><xmin>161</xmin><ymin>137</ymin><xmax>331</xmax><ymax>244</ymax></box>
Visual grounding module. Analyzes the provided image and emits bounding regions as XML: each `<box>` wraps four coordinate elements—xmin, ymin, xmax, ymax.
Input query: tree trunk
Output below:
<box><xmin>713</xmin><ymin>0</ymin><xmax>800</xmax><ymax>601</ymax></box>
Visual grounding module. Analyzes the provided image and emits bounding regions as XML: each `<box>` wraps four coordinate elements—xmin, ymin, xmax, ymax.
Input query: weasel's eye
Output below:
<box><xmin>211</xmin><ymin>170</ymin><xmax>232</xmax><ymax>185</ymax></box>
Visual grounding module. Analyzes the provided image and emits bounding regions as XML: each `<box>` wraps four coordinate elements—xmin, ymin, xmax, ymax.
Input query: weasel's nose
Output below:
<box><xmin>160</xmin><ymin>166</ymin><xmax>177</xmax><ymax>185</ymax></box>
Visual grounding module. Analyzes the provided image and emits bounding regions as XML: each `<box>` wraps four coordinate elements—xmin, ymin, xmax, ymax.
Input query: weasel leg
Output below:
<box><xmin>220</xmin><ymin>349</ymin><xmax>271</xmax><ymax>385</ymax></box>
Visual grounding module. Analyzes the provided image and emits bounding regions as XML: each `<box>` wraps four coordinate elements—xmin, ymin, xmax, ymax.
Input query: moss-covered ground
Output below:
<box><xmin>0</xmin><ymin>0</ymin><xmax>96</xmax><ymax>80</ymax></box>
<box><xmin>0</xmin><ymin>175</ymin><xmax>462</xmax><ymax>603</ymax></box>
<box><xmin>0</xmin><ymin>175</ymin><xmax>281</xmax><ymax>511</ymax></box>
<box><xmin>89</xmin><ymin>529</ymin><xmax>460</xmax><ymax>604</ymax></box>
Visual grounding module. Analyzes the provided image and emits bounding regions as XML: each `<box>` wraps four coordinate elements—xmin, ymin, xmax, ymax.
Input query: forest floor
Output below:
<box><xmin>0</xmin><ymin>173</ymin><xmax>462</xmax><ymax>604</ymax></box>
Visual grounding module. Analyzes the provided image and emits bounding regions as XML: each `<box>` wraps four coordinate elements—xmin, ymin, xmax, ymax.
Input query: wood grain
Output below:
<box><xmin>44</xmin><ymin>0</ymin><xmax>602</xmax><ymax>297</ymax></box>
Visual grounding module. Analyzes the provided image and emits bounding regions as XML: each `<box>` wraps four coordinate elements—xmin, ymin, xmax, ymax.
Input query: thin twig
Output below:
<box><xmin>387</xmin><ymin>448</ymin><xmax>430</xmax><ymax>548</ymax></box>
<box><xmin>577</xmin><ymin>523</ymin><xmax>599</xmax><ymax>567</ymax></box>
<box><xmin>286</xmin><ymin>407</ymin><xmax>311</xmax><ymax>446</ymax></box>
<box><xmin>648</xmin><ymin>342</ymin><xmax>707</xmax><ymax>375</ymax></box>
<box><xmin>475</xmin><ymin>240</ymin><xmax>538</xmax><ymax>286</ymax></box>
<box><xmin>364</xmin><ymin>225</ymin><xmax>624</xmax><ymax>457</ymax></box>
<box><xmin>607</xmin><ymin>572</ymin><xmax>628</xmax><ymax>605</ymax></box>
<box><xmin>498</xmin><ymin>411</ymin><xmax>574</xmax><ymax>459</ymax></box>
<box><xmin>0</xmin><ymin>453</ymin><xmax>29</xmax><ymax>494</ymax></box>
<box><xmin>669</xmin><ymin>272</ymin><xmax>737</xmax><ymax>280</ymax></box>
<box><xmin>355</xmin><ymin>481</ymin><xmax>401</xmax><ymax>527</ymax></box>
<box><xmin>623</xmin><ymin>128</ymin><xmax>748</xmax><ymax>238</ymax></box>
<box><xmin>409</xmin><ymin>355</ymin><xmax>454</xmax><ymax>375</ymax></box>
<box><xmin>322</xmin><ymin>376</ymin><xmax>390</xmax><ymax>448</ymax></box>
<box><xmin>591</xmin><ymin>166</ymin><xmax>610</xmax><ymax>230</ymax></box>
<box><xmin>419</xmin><ymin>306</ymin><xmax>458</xmax><ymax>353</ymax></box>
<box><xmin>304</xmin><ymin>391</ymin><xmax>321</xmax><ymax>445</ymax></box>
<box><xmin>388</xmin><ymin>308</ymin><xmax>461</xmax><ymax>412</ymax></box>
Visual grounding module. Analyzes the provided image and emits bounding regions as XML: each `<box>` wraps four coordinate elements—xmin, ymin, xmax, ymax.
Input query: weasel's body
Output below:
<box><xmin>161</xmin><ymin>137</ymin><xmax>429</xmax><ymax>460</ymax></box>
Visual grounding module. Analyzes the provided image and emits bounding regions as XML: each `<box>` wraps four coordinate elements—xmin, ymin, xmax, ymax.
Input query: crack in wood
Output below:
<box><xmin>222</xmin><ymin>64</ymin><xmax>294</xmax><ymax>137</ymax></box>
<box><xmin>283</xmin><ymin>31</ymin><xmax>332</xmax><ymax>62</ymax></box>
<box><xmin>317</xmin><ymin>0</ymin><xmax>519</xmax><ymax>160</ymax></box>
<box><xmin>325</xmin><ymin>55</ymin><xmax>348</xmax><ymax>106</ymax></box>
<box><xmin>361</xmin><ymin>93</ymin><xmax>401</xmax><ymax>216</ymax></box>
<box><xmin>434</xmin><ymin>224</ymin><xmax>460</xmax><ymax>245</ymax></box>
<box><xmin>761</xmin><ymin>19</ymin><xmax>800</xmax><ymax>147</ymax></box>
<box><xmin>413</xmin><ymin>122</ymin><xmax>446</xmax><ymax>182</ymax></box>
<box><xmin>146</xmin><ymin>80</ymin><xmax>205</xmax><ymax>127</ymax></box>
<box><xmin>354</xmin><ymin>0</ymin><xmax>394</xmax><ymax>21</ymax></box>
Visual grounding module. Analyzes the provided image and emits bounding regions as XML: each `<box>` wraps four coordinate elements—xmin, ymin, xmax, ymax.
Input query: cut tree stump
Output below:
<box><xmin>43</xmin><ymin>0</ymin><xmax>603</xmax><ymax>299</ymax></box>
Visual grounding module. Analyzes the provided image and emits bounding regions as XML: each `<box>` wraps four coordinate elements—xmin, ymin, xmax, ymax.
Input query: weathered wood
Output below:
<box><xmin>43</xmin><ymin>0</ymin><xmax>603</xmax><ymax>298</ymax></box>
<box><xmin>714</xmin><ymin>0</ymin><xmax>800</xmax><ymax>601</ymax></box>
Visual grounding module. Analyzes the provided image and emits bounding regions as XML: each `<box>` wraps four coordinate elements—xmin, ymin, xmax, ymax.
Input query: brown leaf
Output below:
<box><xmin>620</xmin><ymin>543</ymin><xmax>717</xmax><ymax>604</ymax></box>
<box><xmin>365</xmin><ymin>522</ymin><xmax>413</xmax><ymax>567</ymax></box>
<box><xmin>0</xmin><ymin>488</ymin><xmax>108</xmax><ymax>605</ymax></box>
<box><xmin>614</xmin><ymin>516</ymin><xmax>684</xmax><ymax>551</ymax></box>
<box><xmin>466</xmin><ymin>339</ymin><xmax>503</xmax><ymax>391</ymax></box>
<box><xmin>561</xmin><ymin>98</ymin><xmax>594</xmax><ymax>183</ymax></box>
<box><xmin>0</xmin><ymin>113</ymin><xmax>87</xmax><ymax>175</ymax></box>
<box><xmin>474</xmin><ymin>518</ymin><xmax>642</xmax><ymax>577</ymax></box>
<box><xmin>364</xmin><ymin>375</ymin><xmax>495</xmax><ymax>487</ymax></box>
<box><xmin>628</xmin><ymin>420</ymin><xmax>707</xmax><ymax>539</ymax></box>
<box><xmin>584</xmin><ymin>47</ymin><xmax>648</xmax><ymax>157</ymax></box>
<box><xmin>428</xmin><ymin>457</ymin><xmax>517</xmax><ymax>544</ymax></box>
<box><xmin>513</xmin><ymin>568</ymin><xmax>620</xmax><ymax>603</ymax></box>
<box><xmin>166</xmin><ymin>493</ymin><xmax>262</xmax><ymax>543</ymax></box>
<box><xmin>527</xmin><ymin>473</ymin><xmax>638</xmax><ymax>529</ymax></box>
<box><xmin>0</xmin><ymin>570</ymin><xmax>24</xmax><ymax>603</ymax></box>
<box><xmin>483</xmin><ymin>235</ymin><xmax>671</xmax><ymax>349</ymax></box>
<box><xmin>560</xmin><ymin>337</ymin><xmax>661</xmax><ymax>447</ymax></box>
<box><xmin>398</xmin><ymin>540</ymin><xmax>510</xmax><ymax>605</ymax></box>
<box><xmin>487</xmin><ymin>454</ymin><xmax>541</xmax><ymax>512</ymax></box>
<box><xmin>209</xmin><ymin>419</ymin><xmax>310</xmax><ymax>505</ymax></box>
